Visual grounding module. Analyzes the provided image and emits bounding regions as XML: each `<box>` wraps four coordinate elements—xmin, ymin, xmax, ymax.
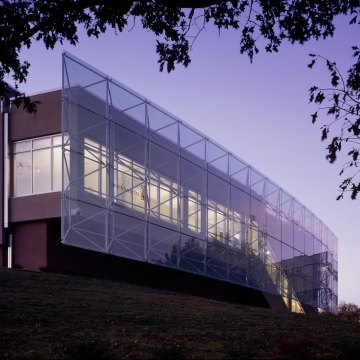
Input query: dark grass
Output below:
<box><xmin>0</xmin><ymin>268</ymin><xmax>359</xmax><ymax>359</ymax></box>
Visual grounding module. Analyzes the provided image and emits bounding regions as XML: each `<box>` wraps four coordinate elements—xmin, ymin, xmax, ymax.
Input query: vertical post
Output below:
<box><xmin>105</xmin><ymin>77</ymin><xmax>113</xmax><ymax>253</ymax></box>
<box><xmin>7</xmin><ymin>234</ymin><xmax>12</xmax><ymax>268</ymax></box>
<box><xmin>3</xmin><ymin>112</ymin><xmax>9</xmax><ymax>229</ymax></box>
<box><xmin>144</xmin><ymin>101</ymin><xmax>150</xmax><ymax>261</ymax></box>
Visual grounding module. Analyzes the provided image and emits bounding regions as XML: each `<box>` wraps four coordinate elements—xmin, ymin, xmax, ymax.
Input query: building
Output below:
<box><xmin>0</xmin><ymin>53</ymin><xmax>338</xmax><ymax>313</ymax></box>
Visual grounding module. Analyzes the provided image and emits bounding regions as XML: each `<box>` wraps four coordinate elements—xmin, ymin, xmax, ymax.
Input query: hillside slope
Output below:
<box><xmin>0</xmin><ymin>268</ymin><xmax>359</xmax><ymax>359</ymax></box>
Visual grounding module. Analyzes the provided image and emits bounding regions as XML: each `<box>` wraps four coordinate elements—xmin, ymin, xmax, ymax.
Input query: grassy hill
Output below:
<box><xmin>0</xmin><ymin>268</ymin><xmax>359</xmax><ymax>359</ymax></box>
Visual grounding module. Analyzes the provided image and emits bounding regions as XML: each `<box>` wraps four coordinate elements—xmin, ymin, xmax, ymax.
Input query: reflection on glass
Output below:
<box><xmin>13</xmin><ymin>134</ymin><xmax>64</xmax><ymax>196</ymax></box>
<box><xmin>33</xmin><ymin>149</ymin><xmax>51</xmax><ymax>193</ymax></box>
<box><xmin>62</xmin><ymin>53</ymin><xmax>338</xmax><ymax>313</ymax></box>
<box><xmin>33</xmin><ymin>137</ymin><xmax>51</xmax><ymax>149</ymax></box>
<box><xmin>14</xmin><ymin>153</ymin><xmax>31</xmax><ymax>196</ymax></box>
<box><xmin>188</xmin><ymin>190</ymin><xmax>201</xmax><ymax>233</ymax></box>
<box><xmin>84</xmin><ymin>138</ymin><xmax>106</xmax><ymax>197</ymax></box>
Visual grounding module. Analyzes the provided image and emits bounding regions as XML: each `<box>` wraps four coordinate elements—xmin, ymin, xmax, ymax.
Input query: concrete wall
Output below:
<box><xmin>10</xmin><ymin>90</ymin><xmax>61</xmax><ymax>141</ymax></box>
<box><xmin>12</xmin><ymin>221</ymin><xmax>47</xmax><ymax>271</ymax></box>
<box><xmin>10</xmin><ymin>192</ymin><xmax>61</xmax><ymax>223</ymax></box>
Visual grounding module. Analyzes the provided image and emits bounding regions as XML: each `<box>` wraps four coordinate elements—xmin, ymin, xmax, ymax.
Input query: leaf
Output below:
<box><xmin>308</xmin><ymin>59</ymin><xmax>316</xmax><ymax>68</ymax></box>
<box><xmin>311</xmin><ymin>112</ymin><xmax>318</xmax><ymax>124</ymax></box>
<box><xmin>315</xmin><ymin>91</ymin><xmax>325</xmax><ymax>104</ymax></box>
<box><xmin>350</xmin><ymin>15</ymin><xmax>357</xmax><ymax>25</ymax></box>
<box><xmin>321</xmin><ymin>127</ymin><xmax>328</xmax><ymax>140</ymax></box>
<box><xmin>331</xmin><ymin>70</ymin><xmax>339</xmax><ymax>87</ymax></box>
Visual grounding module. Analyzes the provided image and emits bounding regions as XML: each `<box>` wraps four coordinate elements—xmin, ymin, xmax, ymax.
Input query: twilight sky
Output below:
<box><xmin>15</xmin><ymin>14</ymin><xmax>359</xmax><ymax>305</ymax></box>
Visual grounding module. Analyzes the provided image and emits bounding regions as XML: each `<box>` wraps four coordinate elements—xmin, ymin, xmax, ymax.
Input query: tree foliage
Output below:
<box><xmin>0</xmin><ymin>1</ymin><xmax>359</xmax><ymax>197</ymax></box>
<box><xmin>308</xmin><ymin>46</ymin><xmax>360</xmax><ymax>200</ymax></box>
<box><xmin>1</xmin><ymin>1</ymin><xmax>358</xmax><ymax>99</ymax></box>
<box><xmin>338</xmin><ymin>301</ymin><xmax>360</xmax><ymax>322</ymax></box>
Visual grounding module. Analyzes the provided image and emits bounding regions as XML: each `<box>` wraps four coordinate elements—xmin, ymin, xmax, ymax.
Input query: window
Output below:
<box><xmin>149</xmin><ymin>172</ymin><xmax>179</xmax><ymax>224</ymax></box>
<box><xmin>188</xmin><ymin>190</ymin><xmax>201</xmax><ymax>233</ymax></box>
<box><xmin>113</xmin><ymin>150</ymin><xmax>179</xmax><ymax>224</ymax></box>
<box><xmin>114</xmin><ymin>154</ymin><xmax>146</xmax><ymax>210</ymax></box>
<box><xmin>208</xmin><ymin>200</ymin><xmax>228</xmax><ymax>244</ymax></box>
<box><xmin>13</xmin><ymin>134</ymin><xmax>67</xmax><ymax>196</ymax></box>
<box><xmin>84</xmin><ymin>138</ymin><xmax>107</xmax><ymax>197</ymax></box>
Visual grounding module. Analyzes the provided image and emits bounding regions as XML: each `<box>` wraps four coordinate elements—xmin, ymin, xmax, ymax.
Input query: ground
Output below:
<box><xmin>0</xmin><ymin>268</ymin><xmax>359</xmax><ymax>359</ymax></box>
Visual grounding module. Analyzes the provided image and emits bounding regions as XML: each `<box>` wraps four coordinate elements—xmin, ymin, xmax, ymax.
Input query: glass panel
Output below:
<box><xmin>180</xmin><ymin>123</ymin><xmax>204</xmax><ymax>149</ymax></box>
<box><xmin>62</xmin><ymin>199</ymin><xmax>107</xmax><ymax>253</ymax></box>
<box><xmin>148</xmin><ymin>104</ymin><xmax>177</xmax><ymax>132</ymax></box>
<box><xmin>71</xmin><ymin>106</ymin><xmax>107</xmax><ymax>146</ymax></box>
<box><xmin>179</xmin><ymin>235</ymin><xmax>206</xmax><ymax>274</ymax></box>
<box><xmin>250</xmin><ymin>196</ymin><xmax>266</xmax><ymax>233</ymax></box>
<box><xmin>14</xmin><ymin>152</ymin><xmax>31</xmax><ymax>196</ymax></box>
<box><xmin>64</xmin><ymin>53</ymin><xmax>106</xmax><ymax>90</ymax></box>
<box><xmin>230</xmin><ymin>186</ymin><xmax>250</xmax><ymax>220</ymax></box>
<box><xmin>187</xmin><ymin>190</ymin><xmax>202</xmax><ymax>233</ymax></box>
<box><xmin>84</xmin><ymin>138</ymin><xmax>107</xmax><ymax>197</ymax></box>
<box><xmin>14</xmin><ymin>140</ymin><xmax>31</xmax><ymax>153</ymax></box>
<box><xmin>180</xmin><ymin>124</ymin><xmax>206</xmax><ymax>166</ymax></box>
<box><xmin>248</xmin><ymin>258</ymin><xmax>265</xmax><ymax>290</ymax></box>
<box><xmin>304</xmin><ymin>209</ymin><xmax>313</xmax><ymax>233</ymax></box>
<box><xmin>53</xmin><ymin>146</ymin><xmax>62</xmax><ymax>191</ymax></box>
<box><xmin>314</xmin><ymin>237</ymin><xmax>322</xmax><ymax>255</ymax></box>
<box><xmin>182</xmin><ymin>140</ymin><xmax>206</xmax><ymax>167</ymax></box>
<box><xmin>305</xmin><ymin>231</ymin><xmax>314</xmax><ymax>256</ymax></box>
<box><xmin>206</xmin><ymin>242</ymin><xmax>228</xmax><ymax>280</ymax></box>
<box><xmin>293</xmin><ymin>200</ymin><xmax>304</xmax><ymax>227</ymax></box>
<box><xmin>149</xmin><ymin>142</ymin><xmax>178</xmax><ymax>182</ymax></box>
<box><xmin>113</xmin><ymin>123</ymin><xmax>145</xmax><ymax>164</ymax></box>
<box><xmin>148</xmin><ymin>224</ymin><xmax>179</xmax><ymax>267</ymax></box>
<box><xmin>180</xmin><ymin>158</ymin><xmax>206</xmax><ymax>198</ymax></box>
<box><xmin>207</xmin><ymin>200</ymin><xmax>228</xmax><ymax>244</ymax></box>
<box><xmin>153</xmin><ymin>122</ymin><xmax>179</xmax><ymax>148</ymax></box>
<box><xmin>33</xmin><ymin>137</ymin><xmax>51</xmax><ymax>149</ymax></box>
<box><xmin>281</xmin><ymin>219</ymin><xmax>293</xmax><ymax>247</ymax></box>
<box><xmin>231</xmin><ymin>167</ymin><xmax>249</xmax><ymax>191</ymax></box>
<box><xmin>266</xmin><ymin>206</ymin><xmax>281</xmax><ymax>240</ymax></box>
<box><xmin>282</xmin><ymin>243</ymin><xmax>293</xmax><ymax>261</ymax></box>
<box><xmin>266</xmin><ymin>180</ymin><xmax>280</xmax><ymax>209</ymax></box>
<box><xmin>281</xmin><ymin>191</ymin><xmax>293</xmax><ymax>219</ymax></box>
<box><xmin>250</xmin><ymin>169</ymin><xmax>265</xmax><ymax>198</ymax></box>
<box><xmin>206</xmin><ymin>139</ymin><xmax>227</xmax><ymax>163</ymax></box>
<box><xmin>208</xmin><ymin>173</ymin><xmax>229</xmax><ymax>207</ymax></box>
<box><xmin>228</xmin><ymin>250</ymin><xmax>248</xmax><ymax>285</ymax></box>
<box><xmin>230</xmin><ymin>155</ymin><xmax>248</xmax><ymax>176</ymax></box>
<box><xmin>248</xmin><ymin>217</ymin><xmax>260</xmax><ymax>256</ymax></box>
<box><xmin>111</xmin><ymin>212</ymin><xmax>145</xmax><ymax>261</ymax></box>
<box><xmin>114</xmin><ymin>154</ymin><xmax>146</xmax><ymax>213</ymax></box>
<box><xmin>33</xmin><ymin>149</ymin><xmax>51</xmax><ymax>193</ymax></box>
<box><xmin>267</xmin><ymin>236</ymin><xmax>281</xmax><ymax>263</ymax></box>
<box><xmin>208</xmin><ymin>153</ymin><xmax>229</xmax><ymax>178</ymax></box>
<box><xmin>109</xmin><ymin>80</ymin><xmax>144</xmax><ymax>112</ymax></box>
<box><xmin>52</xmin><ymin>135</ymin><xmax>62</xmax><ymax>146</ymax></box>
<box><xmin>228</xmin><ymin>210</ymin><xmax>241</xmax><ymax>248</ymax></box>
<box><xmin>294</xmin><ymin>226</ymin><xmax>305</xmax><ymax>253</ymax></box>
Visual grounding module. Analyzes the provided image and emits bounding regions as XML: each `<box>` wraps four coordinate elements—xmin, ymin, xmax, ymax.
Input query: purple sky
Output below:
<box><xmin>16</xmin><ymin>15</ymin><xmax>359</xmax><ymax>305</ymax></box>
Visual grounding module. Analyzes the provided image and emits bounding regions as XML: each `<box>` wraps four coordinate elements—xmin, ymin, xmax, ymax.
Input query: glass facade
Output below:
<box><xmin>61</xmin><ymin>53</ymin><xmax>338</xmax><ymax>313</ymax></box>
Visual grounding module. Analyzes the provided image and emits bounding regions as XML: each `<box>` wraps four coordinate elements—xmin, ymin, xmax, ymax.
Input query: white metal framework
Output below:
<box><xmin>61</xmin><ymin>52</ymin><xmax>338</xmax><ymax>313</ymax></box>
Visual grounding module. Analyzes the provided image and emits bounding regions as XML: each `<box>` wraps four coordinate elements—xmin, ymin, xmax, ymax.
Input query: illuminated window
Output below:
<box><xmin>114</xmin><ymin>154</ymin><xmax>146</xmax><ymax>210</ymax></box>
<box><xmin>13</xmin><ymin>134</ymin><xmax>67</xmax><ymax>196</ymax></box>
<box><xmin>248</xmin><ymin>216</ymin><xmax>259</xmax><ymax>255</ymax></box>
<box><xmin>229</xmin><ymin>210</ymin><xmax>242</xmax><ymax>248</ymax></box>
<box><xmin>208</xmin><ymin>200</ymin><xmax>228</xmax><ymax>243</ymax></box>
<box><xmin>188</xmin><ymin>190</ymin><xmax>201</xmax><ymax>233</ymax></box>
<box><xmin>84</xmin><ymin>138</ymin><xmax>107</xmax><ymax>197</ymax></box>
<box><xmin>149</xmin><ymin>171</ymin><xmax>179</xmax><ymax>224</ymax></box>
